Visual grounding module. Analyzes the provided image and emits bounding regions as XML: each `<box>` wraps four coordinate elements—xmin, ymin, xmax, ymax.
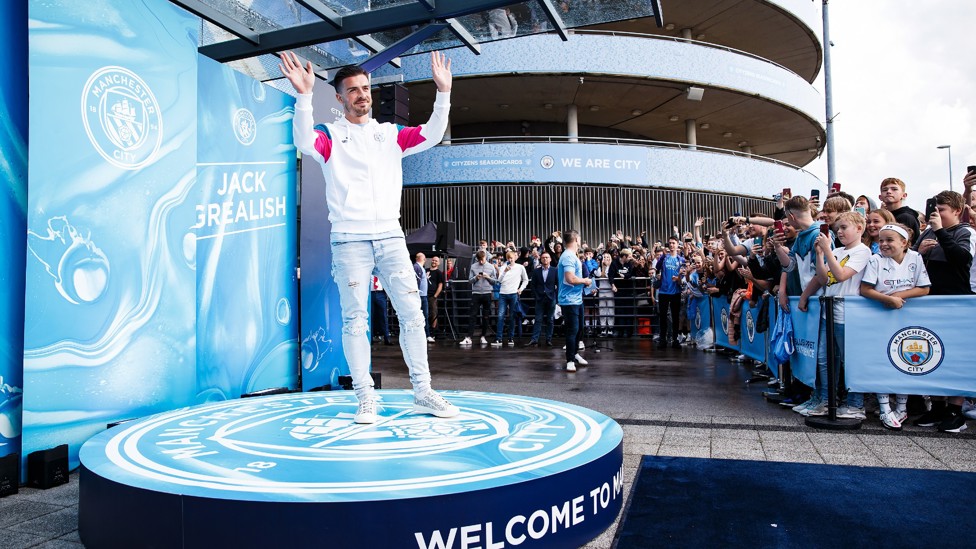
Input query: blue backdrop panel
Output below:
<box><xmin>299</xmin><ymin>89</ymin><xmax>349</xmax><ymax>390</ymax></box>
<box><xmin>0</xmin><ymin>0</ymin><xmax>28</xmax><ymax>460</ymax></box>
<box><xmin>24</xmin><ymin>0</ymin><xmax>199</xmax><ymax>470</ymax></box>
<box><xmin>788</xmin><ymin>297</ymin><xmax>820</xmax><ymax>388</ymax></box>
<box><xmin>711</xmin><ymin>298</ymin><xmax>732</xmax><ymax>350</ymax></box>
<box><xmin>739</xmin><ymin>298</ymin><xmax>767</xmax><ymax>363</ymax></box>
<box><xmin>844</xmin><ymin>296</ymin><xmax>976</xmax><ymax>397</ymax></box>
<box><xmin>195</xmin><ymin>55</ymin><xmax>298</xmax><ymax>400</ymax></box>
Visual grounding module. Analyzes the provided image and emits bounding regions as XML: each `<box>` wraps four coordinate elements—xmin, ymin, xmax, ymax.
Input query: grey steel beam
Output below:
<box><xmin>357</xmin><ymin>23</ymin><xmax>448</xmax><ymax>73</ymax></box>
<box><xmin>170</xmin><ymin>0</ymin><xmax>260</xmax><ymax>44</ymax></box>
<box><xmin>535</xmin><ymin>0</ymin><xmax>568</xmax><ymax>41</ymax></box>
<box><xmin>445</xmin><ymin>18</ymin><xmax>480</xmax><ymax>55</ymax></box>
<box><xmin>294</xmin><ymin>0</ymin><xmax>342</xmax><ymax>28</ymax></box>
<box><xmin>414</xmin><ymin>0</ymin><xmax>436</xmax><ymax>11</ymax></box>
<box><xmin>199</xmin><ymin>0</ymin><xmax>526</xmax><ymax>62</ymax></box>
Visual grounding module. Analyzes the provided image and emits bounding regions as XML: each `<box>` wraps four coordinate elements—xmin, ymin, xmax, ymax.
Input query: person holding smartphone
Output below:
<box><xmin>491</xmin><ymin>250</ymin><xmax>529</xmax><ymax>347</ymax></box>
<box><xmin>461</xmin><ymin>250</ymin><xmax>498</xmax><ymax>346</ymax></box>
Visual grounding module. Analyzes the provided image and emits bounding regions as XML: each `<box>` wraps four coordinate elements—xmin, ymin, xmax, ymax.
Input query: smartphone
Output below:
<box><xmin>830</xmin><ymin>182</ymin><xmax>841</xmax><ymax>193</ymax></box>
<box><xmin>725</xmin><ymin>217</ymin><xmax>735</xmax><ymax>229</ymax></box>
<box><xmin>925</xmin><ymin>198</ymin><xmax>938</xmax><ymax>219</ymax></box>
<box><xmin>854</xmin><ymin>206</ymin><xmax>866</xmax><ymax>216</ymax></box>
<box><xmin>968</xmin><ymin>165</ymin><xmax>976</xmax><ymax>175</ymax></box>
<box><xmin>819</xmin><ymin>223</ymin><xmax>830</xmax><ymax>236</ymax></box>
<box><xmin>782</xmin><ymin>188</ymin><xmax>792</xmax><ymax>199</ymax></box>
<box><xmin>774</xmin><ymin>220</ymin><xmax>784</xmax><ymax>234</ymax></box>
<box><xmin>810</xmin><ymin>189</ymin><xmax>820</xmax><ymax>200</ymax></box>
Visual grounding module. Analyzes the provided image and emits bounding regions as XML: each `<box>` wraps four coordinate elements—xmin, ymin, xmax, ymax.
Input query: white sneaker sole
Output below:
<box><xmin>414</xmin><ymin>404</ymin><xmax>459</xmax><ymax>418</ymax></box>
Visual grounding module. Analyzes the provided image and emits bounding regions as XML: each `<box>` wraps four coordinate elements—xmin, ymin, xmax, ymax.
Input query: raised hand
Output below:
<box><xmin>278</xmin><ymin>51</ymin><xmax>315</xmax><ymax>95</ymax></box>
<box><xmin>431</xmin><ymin>51</ymin><xmax>452</xmax><ymax>92</ymax></box>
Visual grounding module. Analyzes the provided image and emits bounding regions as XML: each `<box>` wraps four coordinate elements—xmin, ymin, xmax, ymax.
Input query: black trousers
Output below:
<box><xmin>657</xmin><ymin>292</ymin><xmax>681</xmax><ymax>343</ymax></box>
<box><xmin>469</xmin><ymin>293</ymin><xmax>492</xmax><ymax>337</ymax></box>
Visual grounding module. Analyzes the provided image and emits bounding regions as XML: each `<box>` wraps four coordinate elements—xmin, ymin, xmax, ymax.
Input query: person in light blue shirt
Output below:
<box><xmin>654</xmin><ymin>236</ymin><xmax>686</xmax><ymax>349</ymax></box>
<box><xmin>558</xmin><ymin>230</ymin><xmax>592</xmax><ymax>372</ymax></box>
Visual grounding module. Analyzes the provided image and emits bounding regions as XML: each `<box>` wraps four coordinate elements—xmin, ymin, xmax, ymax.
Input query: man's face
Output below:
<box><xmin>620</xmin><ymin>253</ymin><xmax>631</xmax><ymax>263</ymax></box>
<box><xmin>430</xmin><ymin>257</ymin><xmax>440</xmax><ymax>269</ymax></box>
<box><xmin>668</xmin><ymin>239</ymin><xmax>679</xmax><ymax>251</ymax></box>
<box><xmin>416</xmin><ymin>253</ymin><xmax>426</xmax><ymax>264</ymax></box>
<box><xmin>540</xmin><ymin>253</ymin><xmax>551</xmax><ymax>267</ymax></box>
<box><xmin>879</xmin><ymin>183</ymin><xmax>906</xmax><ymax>207</ymax></box>
<box><xmin>337</xmin><ymin>74</ymin><xmax>372</xmax><ymax>119</ymax></box>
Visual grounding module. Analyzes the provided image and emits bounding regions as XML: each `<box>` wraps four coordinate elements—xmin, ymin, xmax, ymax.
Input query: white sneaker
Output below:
<box><xmin>459</xmin><ymin>337</ymin><xmax>472</xmax><ymax>345</ymax></box>
<box><xmin>895</xmin><ymin>409</ymin><xmax>908</xmax><ymax>424</ymax></box>
<box><xmin>426</xmin><ymin>336</ymin><xmax>436</xmax><ymax>343</ymax></box>
<box><xmin>414</xmin><ymin>390</ymin><xmax>459</xmax><ymax>418</ymax></box>
<box><xmin>578</xmin><ymin>341</ymin><xmax>585</xmax><ymax>350</ymax></box>
<box><xmin>490</xmin><ymin>340</ymin><xmax>502</xmax><ymax>347</ymax></box>
<box><xmin>836</xmin><ymin>406</ymin><xmax>866</xmax><ymax>420</ymax></box>
<box><xmin>355</xmin><ymin>398</ymin><xmax>378</xmax><ymax>424</ymax></box>
<box><xmin>566</xmin><ymin>362</ymin><xmax>577</xmax><ymax>372</ymax></box>
<box><xmin>880</xmin><ymin>410</ymin><xmax>902</xmax><ymax>431</ymax></box>
<box><xmin>480</xmin><ymin>337</ymin><xmax>488</xmax><ymax>344</ymax></box>
<box><xmin>574</xmin><ymin>353</ymin><xmax>589</xmax><ymax>366</ymax></box>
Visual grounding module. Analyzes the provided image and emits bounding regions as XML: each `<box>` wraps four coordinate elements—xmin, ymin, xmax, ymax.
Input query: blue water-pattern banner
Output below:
<box><xmin>0</xmin><ymin>0</ymin><xmax>28</xmax><ymax>460</ymax></box>
<box><xmin>195</xmin><ymin>55</ymin><xmax>298</xmax><ymax>400</ymax></box>
<box><xmin>299</xmin><ymin>89</ymin><xmax>350</xmax><ymax>391</ymax></box>
<box><xmin>689</xmin><ymin>296</ymin><xmax>711</xmax><ymax>342</ymax></box>
<box><xmin>845</xmin><ymin>296</ymin><xmax>976</xmax><ymax>397</ymax></box>
<box><xmin>24</xmin><ymin>0</ymin><xmax>199</xmax><ymax>470</ymax></box>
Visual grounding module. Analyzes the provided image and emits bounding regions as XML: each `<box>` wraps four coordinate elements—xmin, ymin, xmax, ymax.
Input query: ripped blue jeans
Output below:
<box><xmin>331</xmin><ymin>235</ymin><xmax>430</xmax><ymax>398</ymax></box>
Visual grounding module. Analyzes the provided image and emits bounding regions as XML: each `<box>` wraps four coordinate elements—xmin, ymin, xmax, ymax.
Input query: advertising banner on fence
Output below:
<box><xmin>689</xmin><ymin>296</ymin><xmax>711</xmax><ymax>344</ymax></box>
<box><xmin>844</xmin><ymin>296</ymin><xmax>976</xmax><ymax>397</ymax></box>
<box><xmin>711</xmin><ymin>297</ymin><xmax>732</xmax><ymax>350</ymax></box>
<box><xmin>788</xmin><ymin>297</ymin><xmax>820</xmax><ymax>388</ymax></box>
<box><xmin>0</xmin><ymin>1</ymin><xmax>27</xmax><ymax>460</ymax></box>
<box><xmin>739</xmin><ymin>298</ymin><xmax>768</xmax><ymax>364</ymax></box>
<box><xmin>195</xmin><ymin>56</ymin><xmax>298</xmax><ymax>400</ymax></box>
<box><xmin>24</xmin><ymin>0</ymin><xmax>199</xmax><ymax>470</ymax></box>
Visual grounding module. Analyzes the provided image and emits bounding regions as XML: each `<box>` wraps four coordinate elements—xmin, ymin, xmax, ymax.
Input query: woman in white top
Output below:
<box><xmin>860</xmin><ymin>223</ymin><xmax>931</xmax><ymax>430</ymax></box>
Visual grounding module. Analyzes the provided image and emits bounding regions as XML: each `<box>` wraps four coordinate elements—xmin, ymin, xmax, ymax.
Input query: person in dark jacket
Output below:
<box><xmin>528</xmin><ymin>252</ymin><xmax>559</xmax><ymax>346</ymax></box>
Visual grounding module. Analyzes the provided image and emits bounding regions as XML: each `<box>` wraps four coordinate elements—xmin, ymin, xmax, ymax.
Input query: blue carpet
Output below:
<box><xmin>617</xmin><ymin>455</ymin><xmax>976</xmax><ymax>548</ymax></box>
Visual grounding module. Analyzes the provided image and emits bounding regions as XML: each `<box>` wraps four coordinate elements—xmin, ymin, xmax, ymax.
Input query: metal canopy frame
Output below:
<box><xmin>174</xmin><ymin>0</ymin><xmax>663</xmax><ymax>82</ymax></box>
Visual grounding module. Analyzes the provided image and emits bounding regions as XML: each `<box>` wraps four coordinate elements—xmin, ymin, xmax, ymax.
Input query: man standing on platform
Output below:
<box><xmin>280</xmin><ymin>50</ymin><xmax>458</xmax><ymax>424</ymax></box>
<box><xmin>558</xmin><ymin>230</ymin><xmax>592</xmax><ymax>372</ymax></box>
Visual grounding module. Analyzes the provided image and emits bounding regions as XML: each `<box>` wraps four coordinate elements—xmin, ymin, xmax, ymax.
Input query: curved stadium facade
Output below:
<box><xmin>377</xmin><ymin>0</ymin><xmax>826</xmax><ymax>245</ymax></box>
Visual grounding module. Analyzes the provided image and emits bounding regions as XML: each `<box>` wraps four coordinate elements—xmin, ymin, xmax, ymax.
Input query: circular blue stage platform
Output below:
<box><xmin>79</xmin><ymin>390</ymin><xmax>624</xmax><ymax>548</ymax></box>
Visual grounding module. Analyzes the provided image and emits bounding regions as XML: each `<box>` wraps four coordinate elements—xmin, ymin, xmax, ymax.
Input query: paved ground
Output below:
<box><xmin>3</xmin><ymin>338</ymin><xmax>975</xmax><ymax>548</ymax></box>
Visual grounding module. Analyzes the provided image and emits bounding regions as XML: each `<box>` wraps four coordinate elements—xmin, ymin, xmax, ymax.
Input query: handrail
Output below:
<box><xmin>440</xmin><ymin>135</ymin><xmax>817</xmax><ymax>176</ymax></box>
<box><xmin>568</xmin><ymin>29</ymin><xmax>808</xmax><ymax>84</ymax></box>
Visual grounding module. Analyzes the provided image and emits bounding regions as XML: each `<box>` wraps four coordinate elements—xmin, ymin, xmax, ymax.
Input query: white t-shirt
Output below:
<box><xmin>861</xmin><ymin>249</ymin><xmax>931</xmax><ymax>295</ymax></box>
<box><xmin>823</xmin><ymin>242</ymin><xmax>870</xmax><ymax>322</ymax></box>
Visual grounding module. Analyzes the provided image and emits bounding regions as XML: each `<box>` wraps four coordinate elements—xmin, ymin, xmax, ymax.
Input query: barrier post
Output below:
<box><xmin>806</xmin><ymin>296</ymin><xmax>861</xmax><ymax>430</ymax></box>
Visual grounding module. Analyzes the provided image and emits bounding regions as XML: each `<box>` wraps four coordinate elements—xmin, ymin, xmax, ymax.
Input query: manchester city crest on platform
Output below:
<box><xmin>233</xmin><ymin>108</ymin><xmax>257</xmax><ymax>146</ymax></box>
<box><xmin>81</xmin><ymin>66</ymin><xmax>162</xmax><ymax>170</ymax></box>
<box><xmin>888</xmin><ymin>326</ymin><xmax>944</xmax><ymax>375</ymax></box>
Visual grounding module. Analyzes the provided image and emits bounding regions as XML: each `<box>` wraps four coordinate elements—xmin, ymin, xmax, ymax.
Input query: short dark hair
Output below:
<box><xmin>332</xmin><ymin>65</ymin><xmax>368</xmax><ymax>93</ymax></box>
<box><xmin>562</xmin><ymin>230</ymin><xmax>579</xmax><ymax>245</ymax></box>
<box><xmin>935</xmin><ymin>190</ymin><xmax>965</xmax><ymax>211</ymax></box>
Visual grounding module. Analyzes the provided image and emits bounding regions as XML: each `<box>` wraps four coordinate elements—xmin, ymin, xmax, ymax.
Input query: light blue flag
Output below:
<box><xmin>788</xmin><ymin>297</ymin><xmax>820</xmax><ymax>387</ymax></box>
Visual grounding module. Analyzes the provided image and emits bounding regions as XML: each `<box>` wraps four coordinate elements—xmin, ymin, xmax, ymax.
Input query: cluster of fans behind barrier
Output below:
<box><xmin>374</xmin><ymin>170</ymin><xmax>976</xmax><ymax>433</ymax></box>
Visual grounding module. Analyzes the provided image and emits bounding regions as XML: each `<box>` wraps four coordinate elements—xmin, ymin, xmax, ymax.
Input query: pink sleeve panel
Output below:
<box><xmin>314</xmin><ymin>129</ymin><xmax>332</xmax><ymax>163</ymax></box>
<box><xmin>397</xmin><ymin>125</ymin><xmax>428</xmax><ymax>153</ymax></box>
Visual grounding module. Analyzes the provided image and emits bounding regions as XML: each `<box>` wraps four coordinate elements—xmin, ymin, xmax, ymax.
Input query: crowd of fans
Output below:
<box><xmin>382</xmin><ymin>170</ymin><xmax>976</xmax><ymax>432</ymax></box>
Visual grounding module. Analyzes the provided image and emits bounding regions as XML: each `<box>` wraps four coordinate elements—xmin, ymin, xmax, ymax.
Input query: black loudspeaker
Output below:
<box><xmin>435</xmin><ymin>221</ymin><xmax>456</xmax><ymax>253</ymax></box>
<box><xmin>375</xmin><ymin>83</ymin><xmax>408</xmax><ymax>125</ymax></box>
<box><xmin>338</xmin><ymin>373</ymin><xmax>381</xmax><ymax>390</ymax></box>
<box><xmin>0</xmin><ymin>453</ymin><xmax>19</xmax><ymax>497</ymax></box>
<box><xmin>27</xmin><ymin>444</ymin><xmax>69</xmax><ymax>489</ymax></box>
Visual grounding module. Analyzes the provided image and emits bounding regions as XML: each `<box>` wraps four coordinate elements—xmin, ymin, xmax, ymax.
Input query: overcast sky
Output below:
<box><xmin>806</xmin><ymin>0</ymin><xmax>976</xmax><ymax>211</ymax></box>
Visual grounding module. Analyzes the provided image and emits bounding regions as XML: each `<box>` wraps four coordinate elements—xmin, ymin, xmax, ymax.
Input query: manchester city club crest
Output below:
<box><xmin>887</xmin><ymin>326</ymin><xmax>944</xmax><ymax>376</ymax></box>
<box><xmin>233</xmin><ymin>108</ymin><xmax>257</xmax><ymax>146</ymax></box>
<box><xmin>79</xmin><ymin>391</ymin><xmax>623</xmax><ymax>548</ymax></box>
<box><xmin>745</xmin><ymin>310</ymin><xmax>756</xmax><ymax>343</ymax></box>
<box><xmin>540</xmin><ymin>155</ymin><xmax>555</xmax><ymax>169</ymax></box>
<box><xmin>720</xmin><ymin>308</ymin><xmax>729</xmax><ymax>335</ymax></box>
<box><xmin>81</xmin><ymin>66</ymin><xmax>163</xmax><ymax>170</ymax></box>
